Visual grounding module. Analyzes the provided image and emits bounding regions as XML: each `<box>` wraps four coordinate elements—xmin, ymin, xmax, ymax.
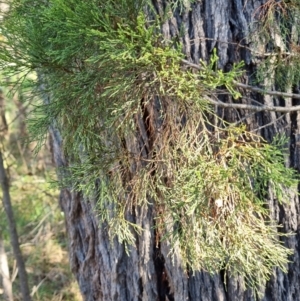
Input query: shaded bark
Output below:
<box><xmin>49</xmin><ymin>1</ymin><xmax>300</xmax><ymax>300</ymax></box>
<box><xmin>0</xmin><ymin>89</ymin><xmax>8</xmax><ymax>136</ymax></box>
<box><xmin>0</xmin><ymin>152</ymin><xmax>32</xmax><ymax>301</ymax></box>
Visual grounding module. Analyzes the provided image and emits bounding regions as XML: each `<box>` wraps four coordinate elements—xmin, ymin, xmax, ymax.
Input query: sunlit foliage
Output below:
<box><xmin>0</xmin><ymin>0</ymin><xmax>298</xmax><ymax>295</ymax></box>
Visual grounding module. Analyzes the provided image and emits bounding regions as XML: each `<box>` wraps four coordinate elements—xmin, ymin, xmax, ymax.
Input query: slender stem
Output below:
<box><xmin>180</xmin><ymin>59</ymin><xmax>300</xmax><ymax>109</ymax></box>
<box><xmin>206</xmin><ymin>96</ymin><xmax>300</xmax><ymax>112</ymax></box>
<box><xmin>0</xmin><ymin>152</ymin><xmax>32</xmax><ymax>301</ymax></box>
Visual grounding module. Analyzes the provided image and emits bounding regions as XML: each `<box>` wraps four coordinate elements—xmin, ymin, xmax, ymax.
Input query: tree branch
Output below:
<box><xmin>180</xmin><ymin>59</ymin><xmax>300</xmax><ymax>110</ymax></box>
<box><xmin>233</xmin><ymin>81</ymin><xmax>300</xmax><ymax>100</ymax></box>
<box><xmin>206</xmin><ymin>96</ymin><xmax>300</xmax><ymax>112</ymax></box>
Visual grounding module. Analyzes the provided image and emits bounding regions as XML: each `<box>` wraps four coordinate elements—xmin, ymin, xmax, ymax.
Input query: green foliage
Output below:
<box><xmin>199</xmin><ymin>48</ymin><xmax>243</xmax><ymax>99</ymax></box>
<box><xmin>0</xmin><ymin>0</ymin><xmax>298</xmax><ymax>296</ymax></box>
<box><xmin>0</xmin><ymin>78</ymin><xmax>80</xmax><ymax>299</ymax></box>
<box><xmin>253</xmin><ymin>0</ymin><xmax>300</xmax><ymax>89</ymax></box>
<box><xmin>163</xmin><ymin>127</ymin><xmax>295</xmax><ymax>288</ymax></box>
<box><xmin>0</xmin><ymin>163</ymin><xmax>80</xmax><ymax>300</ymax></box>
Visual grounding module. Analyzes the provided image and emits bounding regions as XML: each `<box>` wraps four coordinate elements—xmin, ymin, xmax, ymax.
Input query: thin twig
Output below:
<box><xmin>206</xmin><ymin>96</ymin><xmax>300</xmax><ymax>112</ymax></box>
<box><xmin>230</xmin><ymin>110</ymin><xmax>259</xmax><ymax>127</ymax></box>
<box><xmin>252</xmin><ymin>113</ymin><xmax>287</xmax><ymax>132</ymax></box>
<box><xmin>189</xmin><ymin>37</ymin><xmax>294</xmax><ymax>58</ymax></box>
<box><xmin>0</xmin><ymin>100</ymin><xmax>33</xmax><ymax>132</ymax></box>
<box><xmin>181</xmin><ymin>58</ymin><xmax>300</xmax><ymax>99</ymax></box>
<box><xmin>233</xmin><ymin>81</ymin><xmax>299</xmax><ymax>100</ymax></box>
<box><xmin>180</xmin><ymin>59</ymin><xmax>300</xmax><ymax>111</ymax></box>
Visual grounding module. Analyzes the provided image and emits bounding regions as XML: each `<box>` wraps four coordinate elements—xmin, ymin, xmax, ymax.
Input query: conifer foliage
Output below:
<box><xmin>0</xmin><ymin>0</ymin><xmax>299</xmax><ymax>295</ymax></box>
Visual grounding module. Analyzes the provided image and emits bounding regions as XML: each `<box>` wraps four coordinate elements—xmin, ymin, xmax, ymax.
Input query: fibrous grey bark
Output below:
<box><xmin>49</xmin><ymin>1</ymin><xmax>300</xmax><ymax>300</ymax></box>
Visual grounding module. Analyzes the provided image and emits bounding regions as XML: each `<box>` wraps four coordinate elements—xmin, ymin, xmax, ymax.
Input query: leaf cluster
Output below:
<box><xmin>253</xmin><ymin>0</ymin><xmax>300</xmax><ymax>89</ymax></box>
<box><xmin>163</xmin><ymin>126</ymin><xmax>295</xmax><ymax>290</ymax></box>
<box><xmin>0</xmin><ymin>0</ymin><xmax>298</xmax><ymax>296</ymax></box>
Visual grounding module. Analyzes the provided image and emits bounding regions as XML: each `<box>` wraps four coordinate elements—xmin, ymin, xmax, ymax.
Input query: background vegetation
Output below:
<box><xmin>0</xmin><ymin>80</ymin><xmax>81</xmax><ymax>300</ymax></box>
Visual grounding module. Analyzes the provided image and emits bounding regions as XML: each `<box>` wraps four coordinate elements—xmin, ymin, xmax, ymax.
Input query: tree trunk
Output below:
<box><xmin>0</xmin><ymin>152</ymin><xmax>32</xmax><ymax>301</ymax></box>
<box><xmin>0</xmin><ymin>230</ymin><xmax>13</xmax><ymax>301</ymax></box>
<box><xmin>49</xmin><ymin>1</ymin><xmax>300</xmax><ymax>300</ymax></box>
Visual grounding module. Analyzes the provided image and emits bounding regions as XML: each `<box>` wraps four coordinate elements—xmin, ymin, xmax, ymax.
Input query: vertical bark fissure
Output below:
<box><xmin>43</xmin><ymin>1</ymin><xmax>300</xmax><ymax>300</ymax></box>
<box><xmin>153</xmin><ymin>233</ymin><xmax>174</xmax><ymax>301</ymax></box>
<box><xmin>140</xmin><ymin>93</ymin><xmax>172</xmax><ymax>301</ymax></box>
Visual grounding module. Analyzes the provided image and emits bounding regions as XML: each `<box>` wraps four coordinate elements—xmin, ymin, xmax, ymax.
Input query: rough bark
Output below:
<box><xmin>49</xmin><ymin>1</ymin><xmax>300</xmax><ymax>300</ymax></box>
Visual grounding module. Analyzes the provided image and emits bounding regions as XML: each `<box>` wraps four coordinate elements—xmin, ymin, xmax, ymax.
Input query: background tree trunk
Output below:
<box><xmin>0</xmin><ymin>152</ymin><xmax>32</xmax><ymax>301</ymax></box>
<box><xmin>0</xmin><ymin>230</ymin><xmax>13</xmax><ymax>301</ymax></box>
<box><xmin>49</xmin><ymin>1</ymin><xmax>300</xmax><ymax>300</ymax></box>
